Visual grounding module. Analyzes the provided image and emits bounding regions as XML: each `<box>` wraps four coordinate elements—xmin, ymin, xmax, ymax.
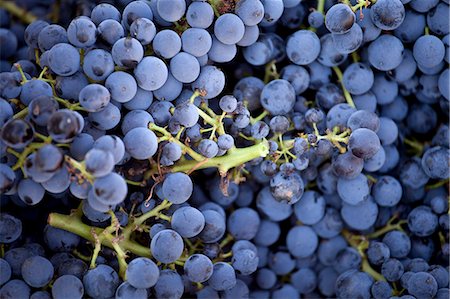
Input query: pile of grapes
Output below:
<box><xmin>0</xmin><ymin>0</ymin><xmax>449</xmax><ymax>298</ymax></box>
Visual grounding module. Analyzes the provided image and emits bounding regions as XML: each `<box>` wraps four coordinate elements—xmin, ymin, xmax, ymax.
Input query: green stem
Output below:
<box><xmin>64</xmin><ymin>156</ymin><xmax>94</xmax><ymax>184</ymax></box>
<box><xmin>13</xmin><ymin>107</ymin><xmax>29</xmax><ymax>119</ymax></box>
<box><xmin>317</xmin><ymin>0</ymin><xmax>326</xmax><ymax>14</ymax></box>
<box><xmin>90</xmin><ymin>234</ymin><xmax>102</xmax><ymax>269</ymax></box>
<box><xmin>367</xmin><ymin>220</ymin><xmax>407</xmax><ymax>239</ymax></box>
<box><xmin>250</xmin><ymin>110</ymin><xmax>269</xmax><ymax>125</ymax></box>
<box><xmin>150</xmin><ymin>140</ymin><xmax>269</xmax><ymax>177</ymax></box>
<box><xmin>111</xmin><ymin>241</ymin><xmax>128</xmax><ymax>279</ymax></box>
<box><xmin>149</xmin><ymin>123</ymin><xmax>204</xmax><ymax>162</ymax></box>
<box><xmin>48</xmin><ymin>212</ymin><xmax>152</xmax><ymax>258</ymax></box>
<box><xmin>129</xmin><ymin>200</ymin><xmax>173</xmax><ymax>228</ymax></box>
<box><xmin>0</xmin><ymin>1</ymin><xmax>37</xmax><ymax>23</ymax></box>
<box><xmin>425</xmin><ymin>178</ymin><xmax>450</xmax><ymax>190</ymax></box>
<box><xmin>332</xmin><ymin>66</ymin><xmax>356</xmax><ymax>108</ymax></box>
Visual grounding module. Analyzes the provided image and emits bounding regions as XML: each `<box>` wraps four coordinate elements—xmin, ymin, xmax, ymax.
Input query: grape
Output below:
<box><xmin>406</xmin><ymin>104</ymin><xmax>437</xmax><ymax>134</ymax></box>
<box><xmin>20</xmin><ymin>79</ymin><xmax>53</xmax><ymax>105</ymax></box>
<box><xmin>93</xmin><ymin>135</ymin><xmax>125</xmax><ymax>164</ymax></box>
<box><xmin>82</xmin><ymin>49</ymin><xmax>114</xmax><ymax>82</ymax></box>
<box><xmin>407</xmin><ymin>272</ymin><xmax>438</xmax><ymax>298</ymax></box>
<box><xmin>97</xmin><ymin>19</ymin><xmax>124</xmax><ymax>45</ymax></box>
<box><xmin>214</xmin><ymin>14</ymin><xmax>245</xmax><ymax>45</ymax></box>
<box><xmin>260</xmin><ymin>0</ymin><xmax>284</xmax><ymax>27</ymax></box>
<box><xmin>83</xmin><ymin>265</ymin><xmax>119</xmax><ymax>299</ymax></box>
<box><xmin>124</xmin><ymin>87</ymin><xmax>153</xmax><ymax>110</ymax></box>
<box><xmin>89</xmin><ymin>102</ymin><xmax>120</xmax><ymax>130</ymax></box>
<box><xmin>198</xmin><ymin>139</ymin><xmax>219</xmax><ymax>158</ymax></box>
<box><xmin>92</xmin><ymin>172</ymin><xmax>127</xmax><ymax>205</ymax></box>
<box><xmin>170</xmin><ymin>52</ymin><xmax>200</xmax><ymax>83</ymax></box>
<box><xmin>318</xmin><ymin>267</ymin><xmax>338</xmax><ymax>297</ymax></box>
<box><xmin>256</xmin><ymin>268</ymin><xmax>277</xmax><ymax>289</ymax></box>
<box><xmin>312</xmin><ymin>207</ymin><xmax>344</xmax><ymax>238</ymax></box>
<box><xmin>0</xmin><ymin>258</ymin><xmax>11</xmax><ymax>286</ymax></box>
<box><xmin>286</xmin><ymin>226</ymin><xmax>318</xmax><ymax>258</ymax></box>
<box><xmin>337</xmin><ymin>173</ymin><xmax>370</xmax><ymax>205</ymax></box>
<box><xmin>48</xmin><ymin>43</ymin><xmax>80</xmax><ymax>76</ymax></box>
<box><xmin>123</xmin><ymin>127</ymin><xmax>157</xmax><ymax>160</ymax></box>
<box><xmin>272</xmin><ymin>284</ymin><xmax>299</xmax><ymax>299</ymax></box>
<box><xmin>84</xmin><ymin>148</ymin><xmax>114</xmax><ymax>177</ymax></box>
<box><xmin>21</xmin><ymin>256</ymin><xmax>53</xmax><ymax>287</ymax></box>
<box><xmin>90</xmin><ymin>3</ymin><xmax>120</xmax><ymax>25</ymax></box>
<box><xmin>67</xmin><ymin>17</ymin><xmax>96</xmax><ymax>48</ymax></box>
<box><xmin>1</xmin><ymin>119</ymin><xmax>34</xmax><ymax>149</ymax></box>
<box><xmin>413</xmin><ymin>35</ymin><xmax>445</xmax><ymax>68</ymax></box>
<box><xmin>78</xmin><ymin>84</ymin><xmax>110</xmax><ymax>112</ymax></box>
<box><xmin>0</xmin><ymin>214</ymin><xmax>22</xmax><ymax>243</ymax></box>
<box><xmin>427</xmin><ymin>3</ymin><xmax>449</xmax><ymax>35</ymax></box>
<box><xmin>280</xmin><ymin>65</ymin><xmax>310</xmax><ymax>95</ymax></box>
<box><xmin>199</xmin><ymin>210</ymin><xmax>226</xmax><ymax>243</ymax></box>
<box><xmin>394</xmin><ymin>10</ymin><xmax>426</xmax><ymax>43</ymax></box>
<box><xmin>372</xmin><ymin>176</ymin><xmax>402</xmax><ymax>207</ymax></box>
<box><xmin>161</xmin><ymin>172</ymin><xmax>193</xmax><ymax>204</ymax></box>
<box><xmin>286</xmin><ymin>30</ymin><xmax>320</xmax><ymax>65</ymax></box>
<box><xmin>257</xmin><ymin>187</ymin><xmax>293</xmax><ymax>221</ymax></box>
<box><xmin>126</xmin><ymin>257</ymin><xmax>159</xmax><ymax>289</ymax></box>
<box><xmin>243</xmin><ymin>34</ymin><xmax>275</xmax><ymax>66</ymax></box>
<box><xmin>227</xmin><ymin>208</ymin><xmax>260</xmax><ymax>240</ymax></box>
<box><xmin>400</xmin><ymin>157</ymin><xmax>430</xmax><ymax>188</ymax></box>
<box><xmin>383</xmin><ymin>231</ymin><xmax>411</xmax><ymax>258</ymax></box>
<box><xmin>335</xmin><ymin>270</ymin><xmax>374</xmax><ymax>299</ymax></box>
<box><xmin>17</xmin><ymin>179</ymin><xmax>45</xmax><ymax>205</ymax></box>
<box><xmin>111</xmin><ymin>37</ymin><xmax>143</xmax><ymax>69</ymax></box>
<box><xmin>371</xmin><ymin>0</ymin><xmax>405</xmax><ymax>30</ymax></box>
<box><xmin>171</xmin><ymin>206</ymin><xmax>205</xmax><ymax>238</ymax></box>
<box><xmin>325</xmin><ymin>4</ymin><xmax>355</xmax><ymax>34</ymax></box>
<box><xmin>235</xmin><ymin>0</ymin><xmax>264</xmax><ymax>26</ymax></box>
<box><xmin>24</xmin><ymin>20</ymin><xmax>49</xmax><ymax>48</ymax></box>
<box><xmin>150</xmin><ymin>229</ymin><xmax>183</xmax><ymax>263</ymax></box>
<box><xmin>368</xmin><ymin>35</ymin><xmax>404</xmax><ymax>71</ymax></box>
<box><xmin>55</xmin><ymin>257</ymin><xmax>87</xmax><ymax>279</ymax></box>
<box><xmin>37</xmin><ymin>24</ymin><xmax>68</xmax><ymax>52</ymax></box>
<box><xmin>55</xmin><ymin>71</ymin><xmax>88</xmax><ymax>101</ymax></box>
<box><xmin>332</xmin><ymin>23</ymin><xmax>363</xmax><ymax>54</ymax></box>
<box><xmin>30</xmin><ymin>291</ymin><xmax>51</xmax><ymax>299</ymax></box>
<box><xmin>343</xmin><ymin>63</ymin><xmax>374</xmax><ymax>95</ymax></box>
<box><xmin>154</xmin><ymin>270</ymin><xmax>184</xmax><ymax>299</ymax></box>
<box><xmin>381</xmin><ymin>258</ymin><xmax>404</xmax><ymax>282</ymax></box>
<box><xmin>341</xmin><ymin>197</ymin><xmax>378</xmax><ymax>231</ymax></box>
<box><xmin>28</xmin><ymin>95</ymin><xmax>58</xmax><ymax>126</ymax></box>
<box><xmin>122</xmin><ymin>0</ymin><xmax>153</xmax><ymax>29</ymax></box>
<box><xmin>348</xmin><ymin>128</ymin><xmax>381</xmax><ymax>160</ymax></box>
<box><xmin>410</xmin><ymin>0</ymin><xmax>439</xmax><ymax>13</ymax></box>
<box><xmin>253</xmin><ymin>220</ymin><xmax>280</xmax><ymax>247</ymax></box>
<box><xmin>191</xmin><ymin>66</ymin><xmax>225</xmax><ymax>100</ymax></box>
<box><xmin>115</xmin><ymin>282</ymin><xmax>147</xmax><ymax>299</ymax></box>
<box><xmin>208</xmin><ymin>36</ymin><xmax>238</xmax><ymax>63</ymax></box>
<box><xmin>260</xmin><ymin>79</ymin><xmax>296</xmax><ymax>115</ymax></box>
<box><xmin>408</xmin><ymin>206</ymin><xmax>438</xmax><ymax>237</ymax></box>
<box><xmin>421</xmin><ymin>146</ymin><xmax>450</xmax><ymax>179</ymax></box>
<box><xmin>134</xmin><ymin>56</ymin><xmax>168</xmax><ymax>91</ymax></box>
<box><xmin>208</xmin><ymin>262</ymin><xmax>237</xmax><ymax>291</ymax></box>
<box><xmin>153</xmin><ymin>29</ymin><xmax>181</xmax><ymax>59</ymax></box>
<box><xmin>186</xmin><ymin>1</ymin><xmax>214</xmax><ymax>28</ymax></box>
<box><xmin>371</xmin><ymin>281</ymin><xmax>393</xmax><ymax>299</ymax></box>
<box><xmin>130</xmin><ymin>18</ymin><xmax>155</xmax><ymax>46</ymax></box>
<box><xmin>184</xmin><ymin>254</ymin><xmax>213</xmax><ymax>283</ymax></box>
<box><xmin>294</xmin><ymin>191</ymin><xmax>325</xmax><ymax>225</ymax></box>
<box><xmin>157</xmin><ymin>0</ymin><xmax>185</xmax><ymax>22</ymax></box>
<box><xmin>0</xmin><ymin>279</ymin><xmax>30</xmax><ymax>299</ymax></box>
<box><xmin>105</xmin><ymin>71</ymin><xmax>137</xmax><ymax>103</ymax></box>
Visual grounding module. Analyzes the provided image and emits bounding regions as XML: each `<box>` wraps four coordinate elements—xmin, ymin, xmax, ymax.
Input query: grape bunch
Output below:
<box><xmin>0</xmin><ymin>0</ymin><xmax>449</xmax><ymax>298</ymax></box>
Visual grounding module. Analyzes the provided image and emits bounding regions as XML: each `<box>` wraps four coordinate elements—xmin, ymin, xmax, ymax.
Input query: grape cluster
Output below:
<box><xmin>0</xmin><ymin>0</ymin><xmax>449</xmax><ymax>298</ymax></box>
